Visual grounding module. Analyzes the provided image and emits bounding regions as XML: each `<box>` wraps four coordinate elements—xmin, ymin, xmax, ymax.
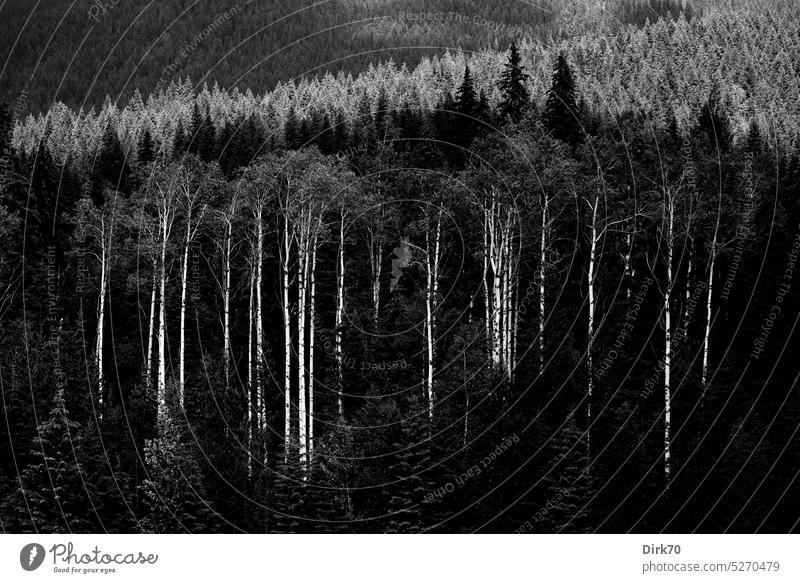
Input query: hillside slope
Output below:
<box><xmin>0</xmin><ymin>0</ymin><xmax>699</xmax><ymax>112</ymax></box>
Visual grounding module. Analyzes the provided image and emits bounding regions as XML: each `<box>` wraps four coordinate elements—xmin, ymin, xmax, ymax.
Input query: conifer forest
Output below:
<box><xmin>0</xmin><ymin>0</ymin><xmax>798</xmax><ymax>534</ymax></box>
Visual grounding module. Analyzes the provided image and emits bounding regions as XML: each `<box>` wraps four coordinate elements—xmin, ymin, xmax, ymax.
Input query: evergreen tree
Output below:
<box><xmin>140</xmin><ymin>416</ymin><xmax>218</xmax><ymax>533</ymax></box>
<box><xmin>137</xmin><ymin>128</ymin><xmax>156</xmax><ymax>167</ymax></box>
<box><xmin>497</xmin><ymin>42</ymin><xmax>530</xmax><ymax>124</ymax></box>
<box><xmin>539</xmin><ymin>412</ymin><xmax>593</xmax><ymax>533</ymax></box>
<box><xmin>198</xmin><ymin>114</ymin><xmax>216</xmax><ymax>162</ymax></box>
<box><xmin>696</xmin><ymin>87</ymin><xmax>730</xmax><ymax>152</ymax></box>
<box><xmin>95</xmin><ymin>123</ymin><xmax>130</xmax><ymax>191</ymax></box>
<box><xmin>173</xmin><ymin>120</ymin><xmax>189</xmax><ymax>158</ymax></box>
<box><xmin>544</xmin><ymin>54</ymin><xmax>583</xmax><ymax>148</ymax></box>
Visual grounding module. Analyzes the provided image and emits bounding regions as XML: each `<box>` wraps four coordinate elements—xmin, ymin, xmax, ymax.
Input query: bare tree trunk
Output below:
<box><xmin>298</xmin><ymin>219</ymin><xmax>309</xmax><ymax>468</ymax></box>
<box><xmin>483</xmin><ymin>208</ymin><xmax>492</xmax><ymax>364</ymax></box>
<box><xmin>255</xmin><ymin>207</ymin><xmax>265</xmax><ymax>450</ymax></box>
<box><xmin>179</xmin><ymin>220</ymin><xmax>190</xmax><ymax>408</ymax></box>
<box><xmin>424</xmin><ymin>209</ymin><xmax>442</xmax><ymax>420</ymax></box>
<box><xmin>282</xmin><ymin>216</ymin><xmax>292</xmax><ymax>460</ymax></box>
<box><xmin>157</xmin><ymin>214</ymin><xmax>168</xmax><ymax>424</ymax></box>
<box><xmin>702</xmin><ymin>230</ymin><xmax>717</xmax><ymax>391</ymax></box>
<box><xmin>308</xmin><ymin>232</ymin><xmax>318</xmax><ymax>458</ymax></box>
<box><xmin>587</xmin><ymin>196</ymin><xmax>598</xmax><ymax>451</ymax></box>
<box><xmin>223</xmin><ymin>217</ymin><xmax>232</xmax><ymax>396</ymax></box>
<box><xmin>96</xmin><ymin>222</ymin><xmax>107</xmax><ymax>419</ymax></box>
<box><xmin>145</xmin><ymin>257</ymin><xmax>157</xmax><ymax>392</ymax></box>
<box><xmin>539</xmin><ymin>192</ymin><xmax>549</xmax><ymax>372</ymax></box>
<box><xmin>247</xmin><ymin>263</ymin><xmax>255</xmax><ymax>476</ymax></box>
<box><xmin>369</xmin><ymin>228</ymin><xmax>383</xmax><ymax>330</ymax></box>
<box><xmin>664</xmin><ymin>196</ymin><xmax>674</xmax><ymax>482</ymax></box>
<box><xmin>335</xmin><ymin>213</ymin><xmax>345</xmax><ymax>418</ymax></box>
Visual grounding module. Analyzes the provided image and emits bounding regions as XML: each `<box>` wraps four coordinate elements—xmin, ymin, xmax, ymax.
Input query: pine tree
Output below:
<box><xmin>173</xmin><ymin>120</ymin><xmax>189</xmax><ymax>158</ymax></box>
<box><xmin>544</xmin><ymin>54</ymin><xmax>583</xmax><ymax>148</ymax></box>
<box><xmin>539</xmin><ymin>412</ymin><xmax>593</xmax><ymax>533</ymax></box>
<box><xmin>138</xmin><ymin>128</ymin><xmax>156</xmax><ymax>167</ymax></box>
<box><xmin>140</xmin><ymin>416</ymin><xmax>218</xmax><ymax>533</ymax></box>
<box><xmin>198</xmin><ymin>114</ymin><xmax>216</xmax><ymax>162</ymax></box>
<box><xmin>696</xmin><ymin>87</ymin><xmax>730</xmax><ymax>152</ymax></box>
<box><xmin>95</xmin><ymin>123</ymin><xmax>130</xmax><ymax>191</ymax></box>
<box><xmin>497</xmin><ymin>42</ymin><xmax>530</xmax><ymax>124</ymax></box>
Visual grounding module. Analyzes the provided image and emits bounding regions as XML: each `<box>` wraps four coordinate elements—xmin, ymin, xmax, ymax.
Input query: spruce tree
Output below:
<box><xmin>173</xmin><ymin>120</ymin><xmax>189</xmax><ymax>158</ymax></box>
<box><xmin>198</xmin><ymin>114</ymin><xmax>216</xmax><ymax>162</ymax></box>
<box><xmin>95</xmin><ymin>123</ymin><xmax>129</xmax><ymax>191</ymax></box>
<box><xmin>137</xmin><ymin>128</ymin><xmax>156</xmax><ymax>167</ymax></box>
<box><xmin>140</xmin><ymin>416</ymin><xmax>218</xmax><ymax>533</ymax></box>
<box><xmin>696</xmin><ymin>87</ymin><xmax>730</xmax><ymax>152</ymax></box>
<box><xmin>544</xmin><ymin>54</ymin><xmax>583</xmax><ymax>148</ymax></box>
<box><xmin>497</xmin><ymin>42</ymin><xmax>530</xmax><ymax>124</ymax></box>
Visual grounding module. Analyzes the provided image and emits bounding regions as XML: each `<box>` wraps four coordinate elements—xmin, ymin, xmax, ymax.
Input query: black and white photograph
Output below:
<box><xmin>0</xmin><ymin>0</ymin><xmax>798</xmax><ymax>579</ymax></box>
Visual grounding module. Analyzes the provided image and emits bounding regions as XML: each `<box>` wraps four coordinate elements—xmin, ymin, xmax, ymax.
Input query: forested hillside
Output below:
<box><xmin>0</xmin><ymin>0</ymin><xmax>701</xmax><ymax>113</ymax></box>
<box><xmin>0</xmin><ymin>1</ymin><xmax>798</xmax><ymax>534</ymax></box>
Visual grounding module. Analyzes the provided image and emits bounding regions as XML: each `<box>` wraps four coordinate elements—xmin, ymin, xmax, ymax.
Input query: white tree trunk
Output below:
<box><xmin>255</xmin><ymin>207</ymin><xmax>265</xmax><ymax>443</ymax></box>
<box><xmin>179</xmin><ymin>220</ymin><xmax>190</xmax><ymax>408</ymax></box>
<box><xmin>335</xmin><ymin>213</ymin><xmax>345</xmax><ymax>418</ymax></box>
<box><xmin>223</xmin><ymin>219</ymin><xmax>232</xmax><ymax>395</ymax></box>
<box><xmin>539</xmin><ymin>193</ymin><xmax>549</xmax><ymax>372</ymax></box>
<box><xmin>298</xmin><ymin>221</ymin><xmax>309</xmax><ymax>468</ymax></box>
<box><xmin>247</xmin><ymin>263</ymin><xmax>255</xmax><ymax>476</ymax></box>
<box><xmin>145</xmin><ymin>257</ymin><xmax>157</xmax><ymax>392</ymax></box>
<box><xmin>587</xmin><ymin>196</ymin><xmax>598</xmax><ymax>447</ymax></box>
<box><xmin>96</xmin><ymin>228</ymin><xmax>107</xmax><ymax>419</ymax></box>
<box><xmin>483</xmin><ymin>208</ymin><xmax>492</xmax><ymax>364</ymax></box>
<box><xmin>664</xmin><ymin>196</ymin><xmax>674</xmax><ymax>481</ymax></box>
<box><xmin>702</xmin><ymin>231</ymin><xmax>717</xmax><ymax>391</ymax></box>
<box><xmin>157</xmin><ymin>213</ymin><xmax>168</xmax><ymax>423</ymax></box>
<box><xmin>308</xmin><ymin>232</ymin><xmax>318</xmax><ymax>458</ymax></box>
<box><xmin>282</xmin><ymin>216</ymin><xmax>292</xmax><ymax>459</ymax></box>
<box><xmin>370</xmin><ymin>231</ymin><xmax>382</xmax><ymax>330</ymax></box>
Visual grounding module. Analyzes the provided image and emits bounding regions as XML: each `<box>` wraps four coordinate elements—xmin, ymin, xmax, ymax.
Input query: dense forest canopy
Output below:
<box><xmin>0</xmin><ymin>0</ymin><xmax>798</xmax><ymax>534</ymax></box>
<box><xmin>0</xmin><ymin>0</ymin><xmax>724</xmax><ymax>113</ymax></box>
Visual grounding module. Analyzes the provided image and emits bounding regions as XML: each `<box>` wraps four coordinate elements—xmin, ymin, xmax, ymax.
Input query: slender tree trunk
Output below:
<box><xmin>335</xmin><ymin>213</ymin><xmax>345</xmax><ymax>418</ymax></box>
<box><xmin>282</xmin><ymin>216</ymin><xmax>292</xmax><ymax>459</ymax></box>
<box><xmin>308</xmin><ymin>231</ymin><xmax>318</xmax><ymax>458</ymax></box>
<box><xmin>702</xmin><ymin>231</ymin><xmax>717</xmax><ymax>391</ymax></box>
<box><xmin>369</xmin><ymin>228</ymin><xmax>383</xmax><ymax>330</ymax></box>
<box><xmin>483</xmin><ymin>208</ymin><xmax>492</xmax><ymax>364</ymax></box>
<box><xmin>664</xmin><ymin>196</ymin><xmax>674</xmax><ymax>482</ymax></box>
<box><xmin>587</xmin><ymin>196</ymin><xmax>598</xmax><ymax>451</ymax></box>
<box><xmin>539</xmin><ymin>192</ymin><xmax>549</xmax><ymax>372</ymax></box>
<box><xmin>96</xmin><ymin>225</ymin><xmax>107</xmax><ymax>419</ymax></box>
<box><xmin>298</xmin><ymin>220</ymin><xmax>309</xmax><ymax>468</ymax></box>
<box><xmin>255</xmin><ymin>207</ymin><xmax>265</xmax><ymax>448</ymax></box>
<box><xmin>157</xmin><ymin>213</ymin><xmax>168</xmax><ymax>424</ymax></box>
<box><xmin>145</xmin><ymin>257</ymin><xmax>157</xmax><ymax>392</ymax></box>
<box><xmin>179</xmin><ymin>220</ymin><xmax>190</xmax><ymax>408</ymax></box>
<box><xmin>424</xmin><ymin>209</ymin><xmax>441</xmax><ymax>420</ymax></box>
<box><xmin>223</xmin><ymin>219</ymin><xmax>232</xmax><ymax>396</ymax></box>
<box><xmin>247</xmin><ymin>262</ymin><xmax>255</xmax><ymax>476</ymax></box>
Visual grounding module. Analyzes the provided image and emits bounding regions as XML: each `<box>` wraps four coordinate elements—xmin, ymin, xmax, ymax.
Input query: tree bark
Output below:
<box><xmin>282</xmin><ymin>215</ymin><xmax>292</xmax><ymax>460</ymax></box>
<box><xmin>335</xmin><ymin>212</ymin><xmax>345</xmax><ymax>418</ymax></box>
<box><xmin>664</xmin><ymin>195</ymin><xmax>674</xmax><ymax>482</ymax></box>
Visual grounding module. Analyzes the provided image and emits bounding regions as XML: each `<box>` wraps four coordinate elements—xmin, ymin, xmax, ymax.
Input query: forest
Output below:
<box><xmin>0</xmin><ymin>1</ymin><xmax>798</xmax><ymax>534</ymax></box>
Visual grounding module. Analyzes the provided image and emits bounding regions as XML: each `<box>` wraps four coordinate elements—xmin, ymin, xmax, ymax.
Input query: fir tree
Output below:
<box><xmin>137</xmin><ymin>128</ymin><xmax>156</xmax><ymax>167</ymax></box>
<box><xmin>497</xmin><ymin>42</ymin><xmax>530</xmax><ymax>124</ymax></box>
<box><xmin>95</xmin><ymin>123</ymin><xmax>130</xmax><ymax>191</ymax></box>
<box><xmin>140</xmin><ymin>416</ymin><xmax>218</xmax><ymax>533</ymax></box>
<box><xmin>544</xmin><ymin>54</ymin><xmax>583</xmax><ymax>148</ymax></box>
<box><xmin>696</xmin><ymin>87</ymin><xmax>730</xmax><ymax>152</ymax></box>
<box><xmin>539</xmin><ymin>413</ymin><xmax>593</xmax><ymax>533</ymax></box>
<box><xmin>173</xmin><ymin>120</ymin><xmax>189</xmax><ymax>158</ymax></box>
